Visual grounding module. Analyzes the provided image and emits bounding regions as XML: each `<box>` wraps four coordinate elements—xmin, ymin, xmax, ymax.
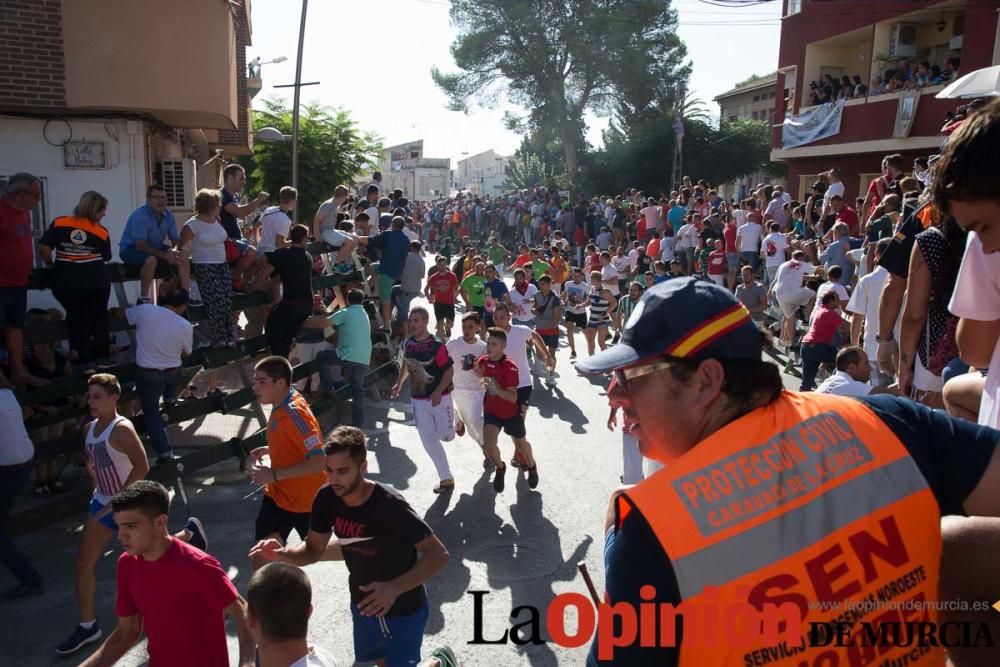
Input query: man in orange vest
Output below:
<box><xmin>577</xmin><ymin>276</ymin><xmax>1000</xmax><ymax>666</ymax></box>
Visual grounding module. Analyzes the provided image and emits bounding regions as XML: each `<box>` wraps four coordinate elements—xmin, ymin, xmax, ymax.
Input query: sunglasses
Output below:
<box><xmin>614</xmin><ymin>358</ymin><xmax>677</xmax><ymax>393</ymax></box>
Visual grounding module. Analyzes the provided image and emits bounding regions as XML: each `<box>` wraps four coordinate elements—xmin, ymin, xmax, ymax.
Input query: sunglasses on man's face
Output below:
<box><xmin>614</xmin><ymin>358</ymin><xmax>677</xmax><ymax>394</ymax></box>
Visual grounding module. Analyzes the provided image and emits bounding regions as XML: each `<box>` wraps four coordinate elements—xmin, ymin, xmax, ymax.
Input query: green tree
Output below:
<box><xmin>432</xmin><ymin>0</ymin><xmax>689</xmax><ymax>184</ymax></box>
<box><xmin>240</xmin><ymin>98</ymin><xmax>382</xmax><ymax>222</ymax></box>
<box><xmin>584</xmin><ymin>117</ymin><xmax>774</xmax><ymax>195</ymax></box>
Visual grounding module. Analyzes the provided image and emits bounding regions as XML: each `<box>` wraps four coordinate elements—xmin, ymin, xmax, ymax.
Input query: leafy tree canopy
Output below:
<box><xmin>239</xmin><ymin>98</ymin><xmax>381</xmax><ymax>222</ymax></box>
<box><xmin>432</xmin><ymin>0</ymin><xmax>690</xmax><ymax>182</ymax></box>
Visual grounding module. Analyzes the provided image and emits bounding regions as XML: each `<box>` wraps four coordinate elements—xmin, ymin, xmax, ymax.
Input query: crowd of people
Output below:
<box><xmin>2</xmin><ymin>94</ymin><xmax>1000</xmax><ymax>666</ymax></box>
<box><xmin>807</xmin><ymin>55</ymin><xmax>961</xmax><ymax>105</ymax></box>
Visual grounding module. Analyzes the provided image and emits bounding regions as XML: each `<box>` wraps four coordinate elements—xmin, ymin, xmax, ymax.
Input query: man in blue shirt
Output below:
<box><xmin>313</xmin><ymin>289</ymin><xmax>372</xmax><ymax>426</ymax></box>
<box><xmin>667</xmin><ymin>200</ymin><xmax>686</xmax><ymax>235</ymax></box>
<box><xmin>119</xmin><ymin>185</ymin><xmax>190</xmax><ymax>303</ymax></box>
<box><xmin>357</xmin><ymin>216</ymin><xmax>411</xmax><ymax>329</ymax></box>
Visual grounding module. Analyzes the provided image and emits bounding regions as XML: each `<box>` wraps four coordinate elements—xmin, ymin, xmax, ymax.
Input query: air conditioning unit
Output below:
<box><xmin>159</xmin><ymin>159</ymin><xmax>196</xmax><ymax>210</ymax></box>
<box><xmin>888</xmin><ymin>23</ymin><xmax>918</xmax><ymax>59</ymax></box>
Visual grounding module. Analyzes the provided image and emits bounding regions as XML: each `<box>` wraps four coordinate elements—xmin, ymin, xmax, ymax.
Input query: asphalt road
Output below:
<box><xmin>1</xmin><ymin>261</ymin><xmax>800</xmax><ymax>667</ymax></box>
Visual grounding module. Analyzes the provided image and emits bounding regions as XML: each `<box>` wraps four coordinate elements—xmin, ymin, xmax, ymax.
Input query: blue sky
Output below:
<box><xmin>247</xmin><ymin>0</ymin><xmax>783</xmax><ymax>162</ymax></box>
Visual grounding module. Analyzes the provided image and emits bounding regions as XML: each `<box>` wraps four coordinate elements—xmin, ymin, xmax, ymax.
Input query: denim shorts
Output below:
<box><xmin>351</xmin><ymin>599</ymin><xmax>428</xmax><ymax>665</ymax></box>
<box><xmin>120</xmin><ymin>245</ymin><xmax>170</xmax><ymax>267</ymax></box>
<box><xmin>89</xmin><ymin>497</ymin><xmax>117</xmax><ymax>531</ymax></box>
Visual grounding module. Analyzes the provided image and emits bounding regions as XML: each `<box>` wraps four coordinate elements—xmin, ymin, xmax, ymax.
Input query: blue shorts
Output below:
<box><xmin>351</xmin><ymin>599</ymin><xmax>428</xmax><ymax>666</ymax></box>
<box><xmin>120</xmin><ymin>245</ymin><xmax>170</xmax><ymax>267</ymax></box>
<box><xmin>0</xmin><ymin>287</ymin><xmax>27</xmax><ymax>329</ymax></box>
<box><xmin>89</xmin><ymin>497</ymin><xmax>117</xmax><ymax>531</ymax></box>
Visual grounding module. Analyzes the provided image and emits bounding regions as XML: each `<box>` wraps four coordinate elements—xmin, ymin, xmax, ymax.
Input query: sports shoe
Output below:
<box><xmin>136</xmin><ymin>296</ymin><xmax>151</xmax><ymax>305</ymax></box>
<box><xmin>545</xmin><ymin>370</ymin><xmax>556</xmax><ymax>386</ymax></box>
<box><xmin>527</xmin><ymin>465</ymin><xmax>539</xmax><ymax>489</ymax></box>
<box><xmin>56</xmin><ymin>623</ymin><xmax>102</xmax><ymax>655</ymax></box>
<box><xmin>492</xmin><ymin>464</ymin><xmax>506</xmax><ymax>493</ymax></box>
<box><xmin>185</xmin><ymin>517</ymin><xmax>208</xmax><ymax>552</ymax></box>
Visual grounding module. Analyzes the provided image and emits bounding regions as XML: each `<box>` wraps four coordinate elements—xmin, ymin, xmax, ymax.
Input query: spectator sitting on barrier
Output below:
<box><xmin>24</xmin><ymin>308</ymin><xmax>73</xmax><ymax>496</ymax></box>
<box><xmin>312</xmin><ymin>289</ymin><xmax>372</xmax><ymax>428</ymax></box>
<box><xmin>265</xmin><ymin>224</ymin><xmax>315</xmax><ymax>359</ymax></box>
<box><xmin>38</xmin><ymin>191</ymin><xmax>114</xmax><ymax>371</ymax></box>
<box><xmin>119</xmin><ymin>184</ymin><xmax>191</xmax><ymax>305</ymax></box>
<box><xmin>180</xmin><ymin>189</ymin><xmax>234</xmax><ymax>348</ymax></box>
<box><xmin>257</xmin><ymin>187</ymin><xmax>298</xmax><ymax>258</ymax></box>
<box><xmin>127</xmin><ymin>287</ymin><xmax>193</xmax><ymax>467</ymax></box>
<box><xmin>312</xmin><ymin>184</ymin><xmax>350</xmax><ymax>242</ymax></box>
<box><xmin>218</xmin><ymin>163</ymin><xmax>272</xmax><ymax>292</ymax></box>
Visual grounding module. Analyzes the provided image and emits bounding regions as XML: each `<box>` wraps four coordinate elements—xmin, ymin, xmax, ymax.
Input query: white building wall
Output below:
<box><xmin>0</xmin><ymin>117</ymin><xmax>151</xmax><ymax>308</ymax></box>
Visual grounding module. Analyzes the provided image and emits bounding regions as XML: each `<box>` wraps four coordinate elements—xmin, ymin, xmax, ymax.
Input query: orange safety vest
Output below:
<box><xmin>51</xmin><ymin>216</ymin><xmax>109</xmax><ymax>264</ymax></box>
<box><xmin>621</xmin><ymin>391</ymin><xmax>943</xmax><ymax>666</ymax></box>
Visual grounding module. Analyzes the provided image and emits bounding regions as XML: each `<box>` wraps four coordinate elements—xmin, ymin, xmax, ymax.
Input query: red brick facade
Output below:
<box><xmin>216</xmin><ymin>5</ymin><xmax>250</xmax><ymax>149</ymax></box>
<box><xmin>0</xmin><ymin>0</ymin><xmax>66</xmax><ymax>110</ymax></box>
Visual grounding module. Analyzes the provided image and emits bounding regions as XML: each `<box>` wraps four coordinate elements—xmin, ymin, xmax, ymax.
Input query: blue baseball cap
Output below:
<box><xmin>576</xmin><ymin>277</ymin><xmax>763</xmax><ymax>374</ymax></box>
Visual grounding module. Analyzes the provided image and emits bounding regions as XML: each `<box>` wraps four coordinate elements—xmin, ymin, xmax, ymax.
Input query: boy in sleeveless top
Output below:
<box><xmin>57</xmin><ymin>374</ymin><xmax>207</xmax><ymax>656</ymax></box>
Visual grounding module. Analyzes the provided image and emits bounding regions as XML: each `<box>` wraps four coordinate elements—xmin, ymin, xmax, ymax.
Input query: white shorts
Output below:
<box><xmin>777</xmin><ymin>287</ymin><xmax>814</xmax><ymax>317</ymax></box>
<box><xmin>708</xmin><ymin>274</ymin><xmax>725</xmax><ymax>286</ymax></box>
<box><xmin>452</xmin><ymin>388</ymin><xmax>486</xmax><ymax>447</ymax></box>
<box><xmin>914</xmin><ymin>353</ymin><xmax>944</xmax><ymax>394</ymax></box>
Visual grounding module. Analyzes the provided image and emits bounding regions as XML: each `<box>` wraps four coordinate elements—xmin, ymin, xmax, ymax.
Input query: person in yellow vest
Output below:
<box><xmin>577</xmin><ymin>276</ymin><xmax>1000</xmax><ymax>666</ymax></box>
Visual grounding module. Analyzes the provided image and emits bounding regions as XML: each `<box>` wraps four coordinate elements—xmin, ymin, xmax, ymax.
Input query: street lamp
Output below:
<box><xmin>253</xmin><ymin>127</ymin><xmax>292</xmax><ymax>143</ymax></box>
<box><xmin>247</xmin><ymin>55</ymin><xmax>287</xmax><ymax>78</ymax></box>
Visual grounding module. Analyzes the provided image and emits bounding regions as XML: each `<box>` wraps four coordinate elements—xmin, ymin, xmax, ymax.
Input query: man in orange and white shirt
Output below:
<box><xmin>249</xmin><ymin>356</ymin><xmax>326</xmax><ymax>571</ymax></box>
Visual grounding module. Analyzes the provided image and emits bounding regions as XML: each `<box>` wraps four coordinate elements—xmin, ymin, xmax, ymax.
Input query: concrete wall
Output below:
<box><xmin>61</xmin><ymin>0</ymin><xmax>239</xmax><ymax>130</ymax></box>
<box><xmin>0</xmin><ymin>116</ymin><xmax>165</xmax><ymax>308</ymax></box>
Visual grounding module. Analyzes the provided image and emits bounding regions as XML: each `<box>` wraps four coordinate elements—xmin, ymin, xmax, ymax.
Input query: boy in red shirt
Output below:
<box><xmin>81</xmin><ymin>481</ymin><xmax>254</xmax><ymax>667</ymax></box>
<box><xmin>477</xmin><ymin>327</ymin><xmax>538</xmax><ymax>493</ymax></box>
<box><xmin>800</xmin><ymin>290</ymin><xmax>844</xmax><ymax>391</ymax></box>
<box><xmin>424</xmin><ymin>255</ymin><xmax>459</xmax><ymax>339</ymax></box>
<box><xmin>707</xmin><ymin>238</ymin><xmax>727</xmax><ymax>286</ymax></box>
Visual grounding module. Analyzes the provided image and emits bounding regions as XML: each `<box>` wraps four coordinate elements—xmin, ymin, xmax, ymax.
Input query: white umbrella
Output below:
<box><xmin>936</xmin><ymin>65</ymin><xmax>1000</xmax><ymax>99</ymax></box>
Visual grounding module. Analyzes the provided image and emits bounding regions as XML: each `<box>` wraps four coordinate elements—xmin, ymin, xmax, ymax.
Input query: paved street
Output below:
<box><xmin>1</xmin><ymin>263</ymin><xmax>799</xmax><ymax>667</ymax></box>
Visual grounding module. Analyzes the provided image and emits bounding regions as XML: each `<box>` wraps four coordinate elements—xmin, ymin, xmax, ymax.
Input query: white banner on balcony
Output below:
<box><xmin>781</xmin><ymin>99</ymin><xmax>845</xmax><ymax>149</ymax></box>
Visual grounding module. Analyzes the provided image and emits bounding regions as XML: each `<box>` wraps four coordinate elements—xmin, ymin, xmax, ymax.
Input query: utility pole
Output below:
<box><xmin>273</xmin><ymin>0</ymin><xmax>318</xmax><ymax>221</ymax></box>
<box><xmin>671</xmin><ymin>83</ymin><xmax>688</xmax><ymax>193</ymax></box>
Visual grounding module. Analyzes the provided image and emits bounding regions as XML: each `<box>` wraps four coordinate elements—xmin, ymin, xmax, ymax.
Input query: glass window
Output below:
<box><xmin>786</xmin><ymin>0</ymin><xmax>801</xmax><ymax>16</ymax></box>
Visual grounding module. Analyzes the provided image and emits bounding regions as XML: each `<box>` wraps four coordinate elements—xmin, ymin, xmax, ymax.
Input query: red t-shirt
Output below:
<box><xmin>0</xmin><ymin>198</ymin><xmax>34</xmax><ymax>287</ymax></box>
<box><xmin>478</xmin><ymin>354</ymin><xmax>519</xmax><ymax>419</ymax></box>
<box><xmin>636</xmin><ymin>218</ymin><xmax>648</xmax><ymax>242</ymax></box>
<box><xmin>573</xmin><ymin>227</ymin><xmax>587</xmax><ymax>246</ymax></box>
<box><xmin>802</xmin><ymin>307</ymin><xmax>844</xmax><ymax>345</ymax></box>
<box><xmin>707</xmin><ymin>249</ymin><xmax>727</xmax><ymax>275</ymax></box>
<box><xmin>427</xmin><ymin>270</ymin><xmax>458</xmax><ymax>305</ymax></box>
<box><xmin>587</xmin><ymin>253</ymin><xmax>601</xmax><ymax>274</ymax></box>
<box><xmin>115</xmin><ymin>539</ymin><xmax>238</xmax><ymax>667</ymax></box>
<box><xmin>836</xmin><ymin>206</ymin><xmax>860</xmax><ymax>236</ymax></box>
<box><xmin>723</xmin><ymin>224</ymin><xmax>737</xmax><ymax>254</ymax></box>
<box><xmin>646</xmin><ymin>238</ymin><xmax>660</xmax><ymax>259</ymax></box>
<box><xmin>512</xmin><ymin>253</ymin><xmax>531</xmax><ymax>268</ymax></box>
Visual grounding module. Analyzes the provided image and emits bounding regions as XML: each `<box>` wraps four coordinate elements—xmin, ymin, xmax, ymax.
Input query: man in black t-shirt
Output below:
<box><xmin>265</xmin><ymin>225</ymin><xmax>314</xmax><ymax>358</ymax></box>
<box><xmin>250</xmin><ymin>426</ymin><xmax>449</xmax><ymax>667</ymax></box>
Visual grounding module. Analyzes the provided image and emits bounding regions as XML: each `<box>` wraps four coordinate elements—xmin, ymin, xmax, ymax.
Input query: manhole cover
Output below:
<box><xmin>467</xmin><ymin>540</ymin><xmax>559</xmax><ymax>583</ymax></box>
